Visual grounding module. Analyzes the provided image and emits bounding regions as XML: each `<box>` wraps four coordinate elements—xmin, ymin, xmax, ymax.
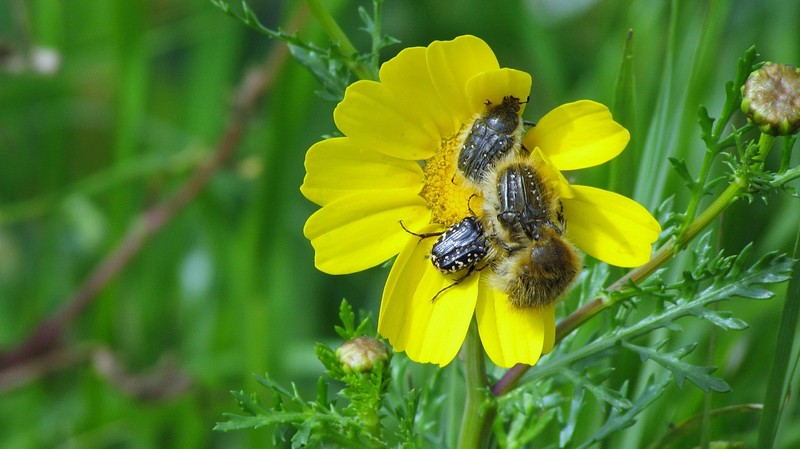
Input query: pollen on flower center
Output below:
<box><xmin>421</xmin><ymin>133</ymin><xmax>482</xmax><ymax>226</ymax></box>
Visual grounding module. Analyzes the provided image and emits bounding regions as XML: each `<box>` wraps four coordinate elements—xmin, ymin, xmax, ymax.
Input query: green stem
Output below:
<box><xmin>458</xmin><ymin>319</ymin><xmax>495</xmax><ymax>449</ymax></box>
<box><xmin>779</xmin><ymin>135</ymin><xmax>798</xmax><ymax>173</ymax></box>
<box><xmin>369</xmin><ymin>0</ymin><xmax>383</xmax><ymax>72</ymax></box>
<box><xmin>305</xmin><ymin>0</ymin><xmax>374</xmax><ymax>81</ymax></box>
<box><xmin>756</xmin><ymin>222</ymin><xmax>800</xmax><ymax>448</ymax></box>
<box><xmin>680</xmin><ymin>140</ymin><xmax>718</xmax><ymax>236</ymax></box>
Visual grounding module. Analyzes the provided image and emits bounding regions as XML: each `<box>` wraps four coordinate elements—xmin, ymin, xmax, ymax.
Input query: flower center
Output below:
<box><xmin>420</xmin><ymin>132</ymin><xmax>482</xmax><ymax>226</ymax></box>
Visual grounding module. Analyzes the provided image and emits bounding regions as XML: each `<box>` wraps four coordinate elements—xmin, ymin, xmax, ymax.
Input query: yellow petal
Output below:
<box><xmin>476</xmin><ymin>279</ymin><xmax>552</xmax><ymax>368</ymax></box>
<box><xmin>300</xmin><ymin>137</ymin><xmax>424</xmax><ymax>206</ymax></box>
<box><xmin>379</xmin><ymin>226</ymin><xmax>479</xmax><ymax>366</ymax></box>
<box><xmin>304</xmin><ymin>192</ymin><xmax>432</xmax><ymax>274</ymax></box>
<box><xmin>465</xmin><ymin>68</ymin><xmax>532</xmax><ymax>116</ymax></box>
<box><xmin>541</xmin><ymin>306</ymin><xmax>556</xmax><ymax>354</ymax></box>
<box><xmin>334</xmin><ymin>80</ymin><xmax>441</xmax><ymax>160</ymax></box>
<box><xmin>524</xmin><ymin>100</ymin><xmax>630</xmax><ymax>170</ymax></box>
<box><xmin>529</xmin><ymin>147</ymin><xmax>574</xmax><ymax>199</ymax></box>
<box><xmin>426</xmin><ymin>35</ymin><xmax>500</xmax><ymax>125</ymax></box>
<box><xmin>378</xmin><ymin>46</ymin><xmax>459</xmax><ymax>138</ymax></box>
<box><xmin>563</xmin><ymin>185</ymin><xmax>661</xmax><ymax>267</ymax></box>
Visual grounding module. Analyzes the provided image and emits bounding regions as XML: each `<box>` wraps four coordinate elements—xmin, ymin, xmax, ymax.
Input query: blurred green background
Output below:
<box><xmin>1</xmin><ymin>0</ymin><xmax>798</xmax><ymax>447</ymax></box>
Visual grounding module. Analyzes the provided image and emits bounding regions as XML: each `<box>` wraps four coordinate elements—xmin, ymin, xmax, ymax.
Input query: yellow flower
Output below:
<box><xmin>301</xmin><ymin>35</ymin><xmax>661</xmax><ymax>368</ymax></box>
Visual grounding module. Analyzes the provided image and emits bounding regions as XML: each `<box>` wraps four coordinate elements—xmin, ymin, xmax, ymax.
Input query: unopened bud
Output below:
<box><xmin>336</xmin><ymin>336</ymin><xmax>389</xmax><ymax>373</ymax></box>
<box><xmin>741</xmin><ymin>62</ymin><xmax>800</xmax><ymax>136</ymax></box>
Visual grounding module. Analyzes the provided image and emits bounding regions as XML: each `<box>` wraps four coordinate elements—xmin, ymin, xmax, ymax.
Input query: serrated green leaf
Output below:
<box><xmin>255</xmin><ymin>374</ymin><xmax>294</xmax><ymax>399</ymax></box>
<box><xmin>622</xmin><ymin>342</ymin><xmax>729</xmax><ymax>392</ymax></box>
<box><xmin>214</xmin><ymin>411</ymin><xmax>306</xmax><ymax>431</ymax></box>
<box><xmin>691</xmin><ymin>308</ymin><xmax>750</xmax><ymax>330</ymax></box>
<box><xmin>288</xmin><ymin>44</ymin><xmax>349</xmax><ymax>102</ymax></box>
<box><xmin>231</xmin><ymin>390</ymin><xmax>268</xmax><ymax>415</ymax></box>
<box><xmin>357</xmin><ymin>5</ymin><xmax>372</xmax><ymax>30</ymax></box>
<box><xmin>336</xmin><ymin>299</ymin><xmax>357</xmax><ymax>339</ymax></box>
<box><xmin>728</xmin><ymin>286</ymin><xmax>775</xmax><ymax>300</ymax></box>
<box><xmin>698</xmin><ymin>105</ymin><xmax>715</xmax><ymax>147</ymax></box>
<box><xmin>561</xmin><ymin>370</ymin><xmax>633</xmax><ymax>411</ymax></box>
<box><xmin>668</xmin><ymin>157</ymin><xmax>696</xmax><ymax>188</ymax></box>
<box><xmin>745</xmin><ymin>252</ymin><xmax>794</xmax><ymax>284</ymax></box>
<box><xmin>728</xmin><ymin>243</ymin><xmax>754</xmax><ymax>279</ymax></box>
<box><xmin>292</xmin><ymin>420</ymin><xmax>313</xmax><ymax>448</ymax></box>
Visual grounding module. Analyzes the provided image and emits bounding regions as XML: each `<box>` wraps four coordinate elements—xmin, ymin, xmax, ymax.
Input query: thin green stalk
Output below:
<box><xmin>306</xmin><ymin>0</ymin><xmax>374</xmax><ymax>81</ymax></box>
<box><xmin>756</xmin><ymin>222</ymin><xmax>800</xmax><ymax>448</ymax></box>
<box><xmin>458</xmin><ymin>319</ymin><xmax>495</xmax><ymax>449</ymax></box>
<box><xmin>779</xmin><ymin>135</ymin><xmax>798</xmax><ymax>173</ymax></box>
<box><xmin>369</xmin><ymin>0</ymin><xmax>383</xmax><ymax>72</ymax></box>
<box><xmin>770</xmin><ymin>165</ymin><xmax>800</xmax><ymax>187</ymax></box>
<box><xmin>680</xmin><ymin>144</ymin><xmax>718</xmax><ymax>237</ymax></box>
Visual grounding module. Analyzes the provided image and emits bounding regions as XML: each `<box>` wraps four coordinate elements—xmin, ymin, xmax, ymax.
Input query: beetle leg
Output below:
<box><xmin>399</xmin><ymin>220</ymin><xmax>443</xmax><ymax>239</ymax></box>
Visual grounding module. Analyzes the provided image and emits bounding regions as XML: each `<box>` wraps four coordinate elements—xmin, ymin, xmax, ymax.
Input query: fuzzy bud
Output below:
<box><xmin>336</xmin><ymin>336</ymin><xmax>389</xmax><ymax>373</ymax></box>
<box><xmin>741</xmin><ymin>62</ymin><xmax>800</xmax><ymax>136</ymax></box>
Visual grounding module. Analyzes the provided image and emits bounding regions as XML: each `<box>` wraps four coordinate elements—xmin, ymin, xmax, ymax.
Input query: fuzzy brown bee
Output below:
<box><xmin>487</xmin><ymin>226</ymin><xmax>581</xmax><ymax>309</ymax></box>
<box><xmin>482</xmin><ymin>154</ymin><xmax>582</xmax><ymax>308</ymax></box>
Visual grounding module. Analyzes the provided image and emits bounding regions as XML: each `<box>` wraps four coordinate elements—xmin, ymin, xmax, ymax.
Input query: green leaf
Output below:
<box><xmin>288</xmin><ymin>44</ymin><xmax>349</xmax><ymax>102</ymax></box>
<box><xmin>698</xmin><ymin>105</ymin><xmax>715</xmax><ymax>148</ymax></box>
<box><xmin>211</xmin><ymin>0</ymin><xmax>355</xmax><ymax>101</ymax></box>
<box><xmin>496</xmin><ymin>390</ymin><xmax>559</xmax><ymax>449</ymax></box>
<box><xmin>335</xmin><ymin>299</ymin><xmax>357</xmax><ymax>339</ymax></box>
<box><xmin>668</xmin><ymin>157</ymin><xmax>697</xmax><ymax>189</ymax></box>
<box><xmin>561</xmin><ymin>370</ymin><xmax>633</xmax><ymax>411</ymax></box>
<box><xmin>214</xmin><ymin>410</ymin><xmax>306</xmax><ymax>431</ymax></box>
<box><xmin>622</xmin><ymin>341</ymin><xmax>730</xmax><ymax>392</ymax></box>
<box><xmin>689</xmin><ymin>308</ymin><xmax>749</xmax><ymax>330</ymax></box>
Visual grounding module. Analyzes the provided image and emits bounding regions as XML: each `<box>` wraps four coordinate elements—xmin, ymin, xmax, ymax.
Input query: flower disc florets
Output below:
<box><xmin>421</xmin><ymin>133</ymin><xmax>480</xmax><ymax>226</ymax></box>
<box><xmin>741</xmin><ymin>62</ymin><xmax>800</xmax><ymax>136</ymax></box>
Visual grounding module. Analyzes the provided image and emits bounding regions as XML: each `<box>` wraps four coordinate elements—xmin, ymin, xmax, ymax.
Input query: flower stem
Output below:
<box><xmin>458</xmin><ymin>319</ymin><xmax>495</xmax><ymax>449</ymax></box>
<box><xmin>305</xmin><ymin>0</ymin><xmax>374</xmax><ymax>81</ymax></box>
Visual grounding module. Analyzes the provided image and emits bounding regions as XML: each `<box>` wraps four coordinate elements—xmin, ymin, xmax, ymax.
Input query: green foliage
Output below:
<box><xmin>334</xmin><ymin>299</ymin><xmax>372</xmax><ymax>340</ymax></box>
<box><xmin>215</xmin><ymin>300</ymin><xmax>387</xmax><ymax>446</ymax></box>
<box><xmin>494</xmin><ymin>381</ymin><xmax>559</xmax><ymax>449</ymax></box>
<box><xmin>622</xmin><ymin>341</ymin><xmax>729</xmax><ymax>392</ymax></box>
<box><xmin>211</xmin><ymin>0</ymin><xmax>398</xmax><ymax>98</ymax></box>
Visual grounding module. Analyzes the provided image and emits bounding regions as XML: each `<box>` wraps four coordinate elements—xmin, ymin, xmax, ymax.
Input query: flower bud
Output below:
<box><xmin>336</xmin><ymin>336</ymin><xmax>389</xmax><ymax>373</ymax></box>
<box><xmin>741</xmin><ymin>62</ymin><xmax>800</xmax><ymax>136</ymax></box>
